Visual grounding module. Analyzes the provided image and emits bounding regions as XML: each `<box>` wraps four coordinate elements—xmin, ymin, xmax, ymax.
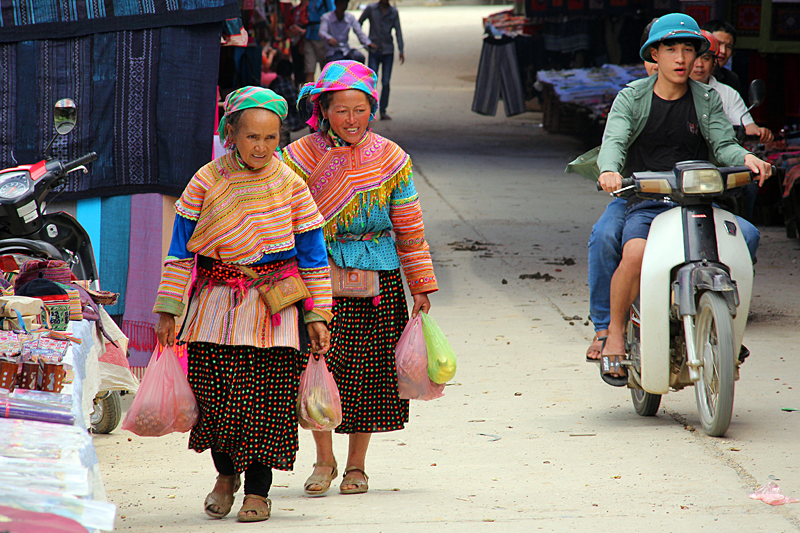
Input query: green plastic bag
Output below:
<box><xmin>421</xmin><ymin>313</ymin><xmax>457</xmax><ymax>384</ymax></box>
<box><xmin>564</xmin><ymin>145</ymin><xmax>601</xmax><ymax>181</ymax></box>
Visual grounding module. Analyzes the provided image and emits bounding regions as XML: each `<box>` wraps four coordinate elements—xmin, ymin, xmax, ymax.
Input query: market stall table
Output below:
<box><xmin>0</xmin><ymin>319</ymin><xmax>123</xmax><ymax>532</ymax></box>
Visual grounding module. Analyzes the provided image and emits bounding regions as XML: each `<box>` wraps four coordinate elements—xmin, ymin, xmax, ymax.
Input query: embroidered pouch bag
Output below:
<box><xmin>237</xmin><ymin>265</ymin><xmax>311</xmax><ymax>315</ymax></box>
<box><xmin>328</xmin><ymin>258</ymin><xmax>380</xmax><ymax>298</ymax></box>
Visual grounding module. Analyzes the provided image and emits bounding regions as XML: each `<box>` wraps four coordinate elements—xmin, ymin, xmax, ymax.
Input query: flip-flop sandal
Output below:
<box><xmin>599</xmin><ymin>337</ymin><xmax>628</xmax><ymax>387</ymax></box>
<box><xmin>586</xmin><ymin>335</ymin><xmax>607</xmax><ymax>363</ymax></box>
<box><xmin>237</xmin><ymin>495</ymin><xmax>271</xmax><ymax>523</ymax></box>
<box><xmin>340</xmin><ymin>467</ymin><xmax>369</xmax><ymax>495</ymax></box>
<box><xmin>204</xmin><ymin>474</ymin><xmax>242</xmax><ymax>519</ymax></box>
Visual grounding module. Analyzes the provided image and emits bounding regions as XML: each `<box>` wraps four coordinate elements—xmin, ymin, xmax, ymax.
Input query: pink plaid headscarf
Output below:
<box><xmin>298</xmin><ymin>60</ymin><xmax>379</xmax><ymax>129</ymax></box>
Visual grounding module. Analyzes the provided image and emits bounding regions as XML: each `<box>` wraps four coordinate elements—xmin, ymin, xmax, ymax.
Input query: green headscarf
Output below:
<box><xmin>217</xmin><ymin>86</ymin><xmax>288</xmax><ymax>147</ymax></box>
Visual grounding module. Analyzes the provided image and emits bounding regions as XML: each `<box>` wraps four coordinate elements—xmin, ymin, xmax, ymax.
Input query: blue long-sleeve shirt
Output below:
<box><xmin>306</xmin><ymin>0</ymin><xmax>335</xmax><ymax>41</ymax></box>
<box><xmin>167</xmin><ymin>215</ymin><xmax>328</xmax><ymax>270</ymax></box>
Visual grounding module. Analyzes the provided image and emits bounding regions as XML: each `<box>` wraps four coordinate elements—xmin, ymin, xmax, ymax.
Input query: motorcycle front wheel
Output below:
<box><xmin>694</xmin><ymin>292</ymin><xmax>735</xmax><ymax>437</ymax></box>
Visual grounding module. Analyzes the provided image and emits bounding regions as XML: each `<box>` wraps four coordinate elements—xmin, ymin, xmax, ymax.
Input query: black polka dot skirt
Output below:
<box><xmin>187</xmin><ymin>342</ymin><xmax>303</xmax><ymax>472</ymax></box>
<box><xmin>325</xmin><ymin>269</ymin><xmax>410</xmax><ymax>434</ymax></box>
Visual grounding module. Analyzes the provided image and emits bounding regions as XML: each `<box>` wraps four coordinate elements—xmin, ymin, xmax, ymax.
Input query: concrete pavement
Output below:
<box><xmin>94</xmin><ymin>7</ymin><xmax>800</xmax><ymax>531</ymax></box>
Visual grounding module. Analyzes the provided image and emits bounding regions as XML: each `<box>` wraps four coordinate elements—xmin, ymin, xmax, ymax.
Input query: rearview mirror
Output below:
<box><xmin>748</xmin><ymin>79</ymin><xmax>765</xmax><ymax>109</ymax></box>
<box><xmin>53</xmin><ymin>98</ymin><xmax>77</xmax><ymax>135</ymax></box>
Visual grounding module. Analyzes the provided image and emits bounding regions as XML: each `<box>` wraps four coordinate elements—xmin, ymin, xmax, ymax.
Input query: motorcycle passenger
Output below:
<box><xmin>690</xmin><ymin>31</ymin><xmax>773</xmax><ymax>143</ymax></box>
<box><xmin>581</xmin><ymin>18</ymin><xmax>761</xmax><ymax>363</ymax></box>
<box><xmin>691</xmin><ymin>30</ymin><xmax>772</xmax><ymax>220</ymax></box>
<box><xmin>701</xmin><ymin>20</ymin><xmax>741</xmax><ymax>95</ymax></box>
<box><xmin>595</xmin><ymin>13</ymin><xmax>772</xmax><ymax>385</ymax></box>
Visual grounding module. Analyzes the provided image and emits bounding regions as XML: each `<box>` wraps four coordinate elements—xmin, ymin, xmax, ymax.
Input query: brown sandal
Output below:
<box><xmin>340</xmin><ymin>467</ymin><xmax>369</xmax><ymax>495</ymax></box>
<box><xmin>586</xmin><ymin>334</ymin><xmax>607</xmax><ymax>362</ymax></box>
<box><xmin>304</xmin><ymin>461</ymin><xmax>338</xmax><ymax>496</ymax></box>
<box><xmin>204</xmin><ymin>474</ymin><xmax>242</xmax><ymax>519</ymax></box>
<box><xmin>237</xmin><ymin>494</ymin><xmax>271</xmax><ymax>522</ymax></box>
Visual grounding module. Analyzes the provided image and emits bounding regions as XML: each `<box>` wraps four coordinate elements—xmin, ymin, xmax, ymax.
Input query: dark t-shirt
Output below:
<box><xmin>625</xmin><ymin>90</ymin><xmax>708</xmax><ymax>204</ymax></box>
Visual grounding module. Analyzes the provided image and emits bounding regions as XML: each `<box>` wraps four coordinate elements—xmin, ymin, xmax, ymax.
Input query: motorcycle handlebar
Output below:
<box><xmin>596</xmin><ymin>177</ymin><xmax>635</xmax><ymax>191</ymax></box>
<box><xmin>63</xmin><ymin>152</ymin><xmax>98</xmax><ymax>173</ymax></box>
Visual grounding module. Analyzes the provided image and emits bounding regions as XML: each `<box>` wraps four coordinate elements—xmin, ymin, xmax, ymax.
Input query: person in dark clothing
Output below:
<box><xmin>270</xmin><ymin>60</ymin><xmax>304</xmax><ymax>147</ymax></box>
<box><xmin>358</xmin><ymin>0</ymin><xmax>404</xmax><ymax>120</ymax></box>
<box><xmin>701</xmin><ymin>20</ymin><xmax>741</xmax><ymax>95</ymax></box>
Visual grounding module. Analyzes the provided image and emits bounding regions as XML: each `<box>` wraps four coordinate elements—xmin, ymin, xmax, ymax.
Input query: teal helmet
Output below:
<box><xmin>639</xmin><ymin>13</ymin><xmax>710</xmax><ymax>62</ymax></box>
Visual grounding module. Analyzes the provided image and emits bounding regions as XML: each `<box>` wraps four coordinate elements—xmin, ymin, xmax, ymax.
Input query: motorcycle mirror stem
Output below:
<box><xmin>44</xmin><ymin>98</ymin><xmax>78</xmax><ymax>160</ymax></box>
<box><xmin>739</xmin><ymin>79</ymin><xmax>766</xmax><ymax>129</ymax></box>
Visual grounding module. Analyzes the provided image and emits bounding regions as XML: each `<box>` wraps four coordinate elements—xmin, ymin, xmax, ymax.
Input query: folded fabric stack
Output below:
<box><xmin>537</xmin><ymin>64</ymin><xmax>648</xmax><ymax>119</ymax></box>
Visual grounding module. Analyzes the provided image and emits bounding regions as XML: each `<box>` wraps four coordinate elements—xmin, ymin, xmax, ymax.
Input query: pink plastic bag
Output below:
<box><xmin>395</xmin><ymin>314</ymin><xmax>444</xmax><ymax>401</ymax></box>
<box><xmin>121</xmin><ymin>345</ymin><xmax>198</xmax><ymax>436</ymax></box>
<box><xmin>749</xmin><ymin>481</ymin><xmax>800</xmax><ymax>505</ymax></box>
<box><xmin>297</xmin><ymin>354</ymin><xmax>342</xmax><ymax>431</ymax></box>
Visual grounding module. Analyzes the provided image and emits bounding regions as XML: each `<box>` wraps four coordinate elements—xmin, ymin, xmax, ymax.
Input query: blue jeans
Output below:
<box><xmin>368</xmin><ymin>52</ymin><xmax>394</xmax><ymax>115</ymax></box>
<box><xmin>587</xmin><ymin>198</ymin><xmax>760</xmax><ymax>333</ymax></box>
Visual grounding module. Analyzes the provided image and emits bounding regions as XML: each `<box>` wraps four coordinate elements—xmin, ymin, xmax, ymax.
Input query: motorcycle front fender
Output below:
<box><xmin>639</xmin><ymin>207</ymin><xmax>753</xmax><ymax>395</ymax></box>
<box><xmin>713</xmin><ymin>207</ymin><xmax>753</xmax><ymax>352</ymax></box>
<box><xmin>0</xmin><ymin>212</ymin><xmax>99</xmax><ymax>281</ymax></box>
<box><xmin>640</xmin><ymin>207</ymin><xmax>684</xmax><ymax>395</ymax></box>
<box><xmin>39</xmin><ymin>211</ymin><xmax>98</xmax><ymax>281</ymax></box>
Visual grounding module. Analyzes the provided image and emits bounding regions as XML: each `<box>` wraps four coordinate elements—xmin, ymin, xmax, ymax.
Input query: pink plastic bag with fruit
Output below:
<box><xmin>395</xmin><ymin>314</ymin><xmax>444</xmax><ymax>401</ymax></box>
<box><xmin>121</xmin><ymin>345</ymin><xmax>198</xmax><ymax>436</ymax></box>
<box><xmin>297</xmin><ymin>354</ymin><xmax>342</xmax><ymax>431</ymax></box>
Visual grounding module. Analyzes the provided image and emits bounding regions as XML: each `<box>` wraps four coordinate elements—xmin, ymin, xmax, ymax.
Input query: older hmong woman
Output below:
<box><xmin>283</xmin><ymin>61</ymin><xmax>438</xmax><ymax>496</ymax></box>
<box><xmin>154</xmin><ymin>87</ymin><xmax>333</xmax><ymax>522</ymax></box>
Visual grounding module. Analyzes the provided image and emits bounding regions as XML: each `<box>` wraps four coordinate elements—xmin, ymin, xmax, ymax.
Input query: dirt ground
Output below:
<box><xmin>94</xmin><ymin>6</ymin><xmax>800</xmax><ymax>532</ymax></box>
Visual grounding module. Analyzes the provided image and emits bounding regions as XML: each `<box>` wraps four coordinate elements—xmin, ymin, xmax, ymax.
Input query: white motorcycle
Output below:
<box><xmin>599</xmin><ymin>161</ymin><xmax>758</xmax><ymax>437</ymax></box>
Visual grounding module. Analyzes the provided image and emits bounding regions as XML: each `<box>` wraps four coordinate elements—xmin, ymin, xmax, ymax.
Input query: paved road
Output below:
<box><xmin>95</xmin><ymin>7</ymin><xmax>800</xmax><ymax>532</ymax></box>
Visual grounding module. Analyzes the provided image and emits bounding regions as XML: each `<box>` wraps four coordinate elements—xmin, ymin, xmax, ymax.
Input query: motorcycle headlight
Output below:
<box><xmin>681</xmin><ymin>168</ymin><xmax>723</xmax><ymax>195</ymax></box>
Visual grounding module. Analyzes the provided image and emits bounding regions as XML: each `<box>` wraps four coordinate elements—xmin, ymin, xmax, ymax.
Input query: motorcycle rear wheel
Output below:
<box><xmin>694</xmin><ymin>292</ymin><xmax>735</xmax><ymax>437</ymax></box>
<box><xmin>631</xmin><ymin>388</ymin><xmax>661</xmax><ymax>416</ymax></box>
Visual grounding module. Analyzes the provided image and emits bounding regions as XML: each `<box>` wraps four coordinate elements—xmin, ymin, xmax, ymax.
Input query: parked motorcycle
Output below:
<box><xmin>0</xmin><ymin>99</ymin><xmax>122</xmax><ymax>433</ymax></box>
<box><xmin>597</xmin><ymin>161</ymin><xmax>759</xmax><ymax>437</ymax></box>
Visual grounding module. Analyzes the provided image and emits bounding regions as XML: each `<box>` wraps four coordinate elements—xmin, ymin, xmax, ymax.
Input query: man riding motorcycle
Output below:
<box><xmin>591</xmin><ymin>13</ymin><xmax>771</xmax><ymax>385</ymax></box>
<box><xmin>573</xmin><ymin>15</ymin><xmax>766</xmax><ymax>368</ymax></box>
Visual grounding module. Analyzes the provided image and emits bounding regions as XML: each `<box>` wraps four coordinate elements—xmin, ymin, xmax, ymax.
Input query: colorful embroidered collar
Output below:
<box><xmin>283</xmin><ymin>131</ymin><xmax>411</xmax><ymax>240</ymax></box>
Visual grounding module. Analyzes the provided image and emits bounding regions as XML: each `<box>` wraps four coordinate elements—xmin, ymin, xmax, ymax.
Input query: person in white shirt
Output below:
<box><xmin>319</xmin><ymin>0</ymin><xmax>375</xmax><ymax>64</ymax></box>
<box><xmin>691</xmin><ymin>30</ymin><xmax>773</xmax><ymax>143</ymax></box>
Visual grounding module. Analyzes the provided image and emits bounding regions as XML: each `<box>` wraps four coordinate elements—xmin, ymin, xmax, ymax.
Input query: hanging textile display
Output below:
<box><xmin>0</xmin><ymin>0</ymin><xmax>238</xmax><ymax>199</ymax></box>
<box><xmin>0</xmin><ymin>0</ymin><xmax>239</xmax><ymax>42</ymax></box>
<box><xmin>472</xmin><ymin>36</ymin><xmax>527</xmax><ymax>117</ymax></box>
<box><xmin>0</xmin><ymin>23</ymin><xmax>224</xmax><ymax>199</ymax></box>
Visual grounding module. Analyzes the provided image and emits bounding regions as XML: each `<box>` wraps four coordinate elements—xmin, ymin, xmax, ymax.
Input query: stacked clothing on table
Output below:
<box><xmin>0</xmin><ymin>320</ymin><xmax>119</xmax><ymax>531</ymax></box>
<box><xmin>536</xmin><ymin>63</ymin><xmax>647</xmax><ymax>120</ymax></box>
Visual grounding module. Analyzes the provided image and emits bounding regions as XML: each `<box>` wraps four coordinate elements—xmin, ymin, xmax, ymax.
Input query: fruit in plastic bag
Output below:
<box><xmin>421</xmin><ymin>313</ymin><xmax>457</xmax><ymax>384</ymax></box>
<box><xmin>395</xmin><ymin>314</ymin><xmax>444</xmax><ymax>400</ymax></box>
<box><xmin>297</xmin><ymin>354</ymin><xmax>342</xmax><ymax>431</ymax></box>
<box><xmin>121</xmin><ymin>345</ymin><xmax>198</xmax><ymax>437</ymax></box>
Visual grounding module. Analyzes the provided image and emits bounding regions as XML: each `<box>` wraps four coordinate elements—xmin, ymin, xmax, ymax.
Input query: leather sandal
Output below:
<box><xmin>304</xmin><ymin>461</ymin><xmax>338</xmax><ymax>496</ymax></box>
<box><xmin>340</xmin><ymin>467</ymin><xmax>369</xmax><ymax>495</ymax></box>
<box><xmin>204</xmin><ymin>474</ymin><xmax>242</xmax><ymax>519</ymax></box>
<box><xmin>586</xmin><ymin>334</ymin><xmax>607</xmax><ymax>363</ymax></box>
<box><xmin>237</xmin><ymin>494</ymin><xmax>271</xmax><ymax>523</ymax></box>
<box><xmin>598</xmin><ymin>336</ymin><xmax>628</xmax><ymax>387</ymax></box>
